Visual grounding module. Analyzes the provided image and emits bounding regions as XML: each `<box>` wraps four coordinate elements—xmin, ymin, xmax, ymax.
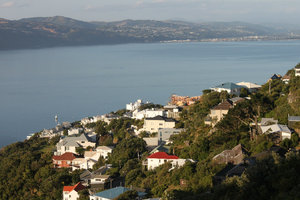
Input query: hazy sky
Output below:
<box><xmin>0</xmin><ymin>0</ymin><xmax>300</xmax><ymax>23</ymax></box>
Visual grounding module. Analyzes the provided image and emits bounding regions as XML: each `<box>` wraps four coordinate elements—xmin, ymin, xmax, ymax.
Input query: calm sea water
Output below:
<box><xmin>1</xmin><ymin>41</ymin><xmax>300</xmax><ymax>147</ymax></box>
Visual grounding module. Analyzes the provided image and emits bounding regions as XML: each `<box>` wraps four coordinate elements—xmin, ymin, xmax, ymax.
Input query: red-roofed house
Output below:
<box><xmin>63</xmin><ymin>182</ymin><xmax>85</xmax><ymax>200</ymax></box>
<box><xmin>53</xmin><ymin>152</ymin><xmax>77</xmax><ymax>168</ymax></box>
<box><xmin>146</xmin><ymin>152</ymin><xmax>192</xmax><ymax>170</ymax></box>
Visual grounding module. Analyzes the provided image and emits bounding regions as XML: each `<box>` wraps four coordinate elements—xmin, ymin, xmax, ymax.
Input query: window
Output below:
<box><xmin>159</xmin><ymin>123</ymin><xmax>163</xmax><ymax>126</ymax></box>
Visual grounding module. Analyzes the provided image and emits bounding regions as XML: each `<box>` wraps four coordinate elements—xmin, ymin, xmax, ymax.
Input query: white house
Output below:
<box><xmin>72</xmin><ymin>158</ymin><xmax>98</xmax><ymax>171</ymax></box>
<box><xmin>56</xmin><ymin>134</ymin><xmax>96</xmax><ymax>155</ymax></box>
<box><xmin>132</xmin><ymin>108</ymin><xmax>166</xmax><ymax>120</ymax></box>
<box><xmin>260</xmin><ymin>124</ymin><xmax>292</xmax><ymax>140</ymax></box>
<box><xmin>90</xmin><ymin>174</ymin><xmax>111</xmax><ymax>185</ymax></box>
<box><xmin>81</xmin><ymin>115</ymin><xmax>103</xmax><ymax>126</ymax></box>
<box><xmin>96</xmin><ymin>146</ymin><xmax>113</xmax><ymax>159</ymax></box>
<box><xmin>143</xmin><ymin>116</ymin><xmax>176</xmax><ymax>133</ymax></box>
<box><xmin>63</xmin><ymin>182</ymin><xmax>85</xmax><ymax>200</ymax></box>
<box><xmin>295</xmin><ymin>65</ymin><xmax>300</xmax><ymax>77</ymax></box>
<box><xmin>126</xmin><ymin>99</ymin><xmax>144</xmax><ymax>111</ymax></box>
<box><xmin>211</xmin><ymin>82</ymin><xmax>245</xmax><ymax>96</ymax></box>
<box><xmin>164</xmin><ymin>105</ymin><xmax>183</xmax><ymax>119</ymax></box>
<box><xmin>146</xmin><ymin>152</ymin><xmax>190</xmax><ymax>170</ymax></box>
<box><xmin>68</xmin><ymin>128</ymin><xmax>84</xmax><ymax>136</ymax></box>
<box><xmin>236</xmin><ymin>82</ymin><xmax>261</xmax><ymax>93</ymax></box>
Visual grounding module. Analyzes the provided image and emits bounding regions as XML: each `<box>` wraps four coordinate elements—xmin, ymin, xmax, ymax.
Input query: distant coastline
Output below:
<box><xmin>1</xmin><ymin>16</ymin><xmax>300</xmax><ymax>51</ymax></box>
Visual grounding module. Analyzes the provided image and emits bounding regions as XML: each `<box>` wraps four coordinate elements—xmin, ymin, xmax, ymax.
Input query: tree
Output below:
<box><xmin>114</xmin><ymin>190</ymin><xmax>138</xmax><ymax>200</ymax></box>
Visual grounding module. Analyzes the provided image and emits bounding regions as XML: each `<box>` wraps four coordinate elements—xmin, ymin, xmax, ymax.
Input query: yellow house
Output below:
<box><xmin>205</xmin><ymin>100</ymin><xmax>233</xmax><ymax>127</ymax></box>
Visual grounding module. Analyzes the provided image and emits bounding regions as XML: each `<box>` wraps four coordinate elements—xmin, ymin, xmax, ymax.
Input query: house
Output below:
<box><xmin>72</xmin><ymin>158</ymin><xmax>98</xmax><ymax>171</ymax></box>
<box><xmin>288</xmin><ymin>115</ymin><xmax>300</xmax><ymax>134</ymax></box>
<box><xmin>63</xmin><ymin>182</ymin><xmax>85</xmax><ymax>200</ymax></box>
<box><xmin>212</xmin><ymin>144</ymin><xmax>248</xmax><ymax>165</ymax></box>
<box><xmin>55</xmin><ymin>134</ymin><xmax>96</xmax><ymax>155</ymax></box>
<box><xmin>158</xmin><ymin>128</ymin><xmax>183</xmax><ymax>144</ymax></box>
<box><xmin>96</xmin><ymin>146</ymin><xmax>113</xmax><ymax>159</ymax></box>
<box><xmin>126</xmin><ymin>99</ymin><xmax>145</xmax><ymax>111</ymax></box>
<box><xmin>210</xmin><ymin>82</ymin><xmax>245</xmax><ymax>96</ymax></box>
<box><xmin>68</xmin><ymin>128</ymin><xmax>84</xmax><ymax>136</ymax></box>
<box><xmin>213</xmin><ymin>162</ymin><xmax>249</xmax><ymax>185</ymax></box>
<box><xmin>260</xmin><ymin>124</ymin><xmax>292</xmax><ymax>142</ymax></box>
<box><xmin>132</xmin><ymin>108</ymin><xmax>166</xmax><ymax>120</ymax></box>
<box><xmin>143</xmin><ymin>116</ymin><xmax>176</xmax><ymax>133</ymax></box>
<box><xmin>204</xmin><ymin>100</ymin><xmax>233</xmax><ymax>127</ymax></box>
<box><xmin>164</xmin><ymin>105</ymin><xmax>183</xmax><ymax>120</ymax></box>
<box><xmin>236</xmin><ymin>82</ymin><xmax>261</xmax><ymax>93</ymax></box>
<box><xmin>85</xmin><ymin>150</ymin><xmax>101</xmax><ymax>161</ymax></box>
<box><xmin>72</xmin><ymin>148</ymin><xmax>112</xmax><ymax>171</ymax></box>
<box><xmin>269</xmin><ymin>74</ymin><xmax>282</xmax><ymax>81</ymax></box>
<box><xmin>146</xmin><ymin>152</ymin><xmax>191</xmax><ymax>170</ymax></box>
<box><xmin>89</xmin><ymin>187</ymin><xmax>146</xmax><ymax>200</ymax></box>
<box><xmin>80</xmin><ymin>165</ymin><xmax>112</xmax><ymax>186</ymax></box>
<box><xmin>90</xmin><ymin>174</ymin><xmax>111</xmax><ymax>185</ymax></box>
<box><xmin>282</xmin><ymin>75</ymin><xmax>291</xmax><ymax>84</ymax></box>
<box><xmin>40</xmin><ymin>128</ymin><xmax>63</xmax><ymax>138</ymax></box>
<box><xmin>81</xmin><ymin>116</ymin><xmax>102</xmax><ymax>126</ymax></box>
<box><xmin>295</xmin><ymin>65</ymin><xmax>300</xmax><ymax>77</ymax></box>
<box><xmin>229</xmin><ymin>97</ymin><xmax>245</xmax><ymax>106</ymax></box>
<box><xmin>53</xmin><ymin>152</ymin><xmax>77</xmax><ymax>168</ymax></box>
<box><xmin>61</xmin><ymin>121</ymin><xmax>72</xmax><ymax>128</ymax></box>
<box><xmin>100</xmin><ymin>113</ymin><xmax>120</xmax><ymax>124</ymax></box>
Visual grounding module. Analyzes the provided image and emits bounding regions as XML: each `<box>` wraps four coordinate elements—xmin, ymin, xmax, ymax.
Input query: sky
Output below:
<box><xmin>0</xmin><ymin>0</ymin><xmax>300</xmax><ymax>24</ymax></box>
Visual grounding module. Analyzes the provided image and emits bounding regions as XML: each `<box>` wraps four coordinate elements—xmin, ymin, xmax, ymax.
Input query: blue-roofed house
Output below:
<box><xmin>210</xmin><ymin>82</ymin><xmax>245</xmax><ymax>96</ymax></box>
<box><xmin>89</xmin><ymin>186</ymin><xmax>146</xmax><ymax>200</ymax></box>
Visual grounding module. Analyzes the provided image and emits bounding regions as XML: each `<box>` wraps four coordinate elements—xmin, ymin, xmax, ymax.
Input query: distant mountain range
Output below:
<box><xmin>0</xmin><ymin>16</ymin><xmax>299</xmax><ymax>50</ymax></box>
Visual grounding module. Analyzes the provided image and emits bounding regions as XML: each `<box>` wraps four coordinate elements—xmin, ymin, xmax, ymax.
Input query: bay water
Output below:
<box><xmin>1</xmin><ymin>41</ymin><xmax>300</xmax><ymax>147</ymax></box>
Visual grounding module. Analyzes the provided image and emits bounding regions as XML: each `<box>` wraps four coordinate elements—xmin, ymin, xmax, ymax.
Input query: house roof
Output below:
<box><xmin>57</xmin><ymin>133</ymin><xmax>94</xmax><ymax>147</ymax></box>
<box><xmin>63</xmin><ymin>182</ymin><xmax>85</xmax><ymax>192</ymax></box>
<box><xmin>288</xmin><ymin>116</ymin><xmax>300</xmax><ymax>122</ymax></box>
<box><xmin>53</xmin><ymin>152</ymin><xmax>77</xmax><ymax>161</ymax></box>
<box><xmin>236</xmin><ymin>82</ymin><xmax>261</xmax><ymax>89</ymax></box>
<box><xmin>93</xmin><ymin>187</ymin><xmax>146</xmax><ymax>199</ymax></box>
<box><xmin>212</xmin><ymin>100</ymin><xmax>233</xmax><ymax>110</ymax></box>
<box><xmin>96</xmin><ymin>146</ymin><xmax>113</xmax><ymax>151</ymax></box>
<box><xmin>145</xmin><ymin>116</ymin><xmax>175</xmax><ymax>122</ymax></box>
<box><xmin>147</xmin><ymin>152</ymin><xmax>178</xmax><ymax>159</ymax></box>
<box><xmin>270</xmin><ymin>74</ymin><xmax>281</xmax><ymax>80</ymax></box>
<box><xmin>91</xmin><ymin>174</ymin><xmax>110</xmax><ymax>179</ymax></box>
<box><xmin>80</xmin><ymin>170</ymin><xmax>92</xmax><ymax>180</ymax></box>
<box><xmin>230</xmin><ymin>97</ymin><xmax>245</xmax><ymax>104</ymax></box>
<box><xmin>213</xmin><ymin>82</ymin><xmax>244</xmax><ymax>90</ymax></box>
<box><xmin>84</xmin><ymin>151</ymin><xmax>98</xmax><ymax>158</ymax></box>
<box><xmin>282</xmin><ymin>75</ymin><xmax>291</xmax><ymax>80</ymax></box>
<box><xmin>261</xmin><ymin>124</ymin><xmax>291</xmax><ymax>134</ymax></box>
